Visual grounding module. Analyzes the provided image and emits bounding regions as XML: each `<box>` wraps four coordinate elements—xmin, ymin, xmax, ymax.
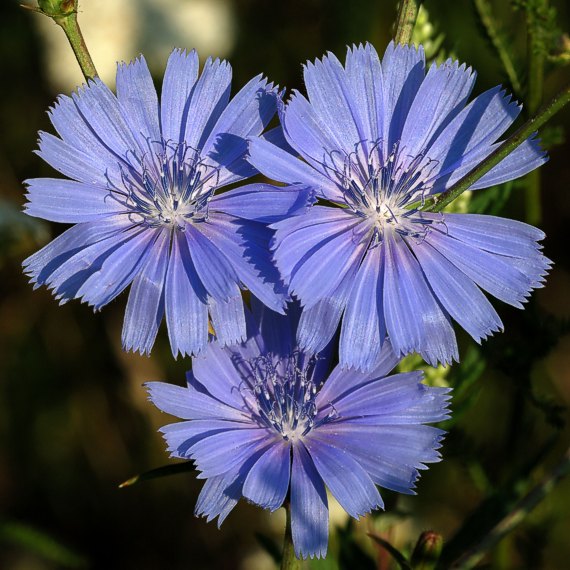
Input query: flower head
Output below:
<box><xmin>147</xmin><ymin>301</ymin><xmax>450</xmax><ymax>559</ymax></box>
<box><xmin>248</xmin><ymin>42</ymin><xmax>551</xmax><ymax>370</ymax></box>
<box><xmin>23</xmin><ymin>49</ymin><xmax>311</xmax><ymax>356</ymax></box>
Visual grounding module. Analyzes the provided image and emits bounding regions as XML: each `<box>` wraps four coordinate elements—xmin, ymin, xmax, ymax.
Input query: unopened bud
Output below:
<box><xmin>410</xmin><ymin>530</ymin><xmax>443</xmax><ymax>570</ymax></box>
<box><xmin>37</xmin><ymin>0</ymin><xmax>76</xmax><ymax>18</ymax></box>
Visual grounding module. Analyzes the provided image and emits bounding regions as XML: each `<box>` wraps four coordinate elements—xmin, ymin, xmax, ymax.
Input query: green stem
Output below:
<box><xmin>450</xmin><ymin>447</ymin><xmax>570</xmax><ymax>569</ymax></box>
<box><xmin>281</xmin><ymin>503</ymin><xmax>300</xmax><ymax>570</ymax></box>
<box><xmin>524</xmin><ymin>0</ymin><xmax>547</xmax><ymax>225</ymax></box>
<box><xmin>54</xmin><ymin>10</ymin><xmax>97</xmax><ymax>81</ymax></box>
<box><xmin>394</xmin><ymin>0</ymin><xmax>420</xmax><ymax>45</ymax></box>
<box><xmin>423</xmin><ymin>84</ymin><xmax>570</xmax><ymax>213</ymax></box>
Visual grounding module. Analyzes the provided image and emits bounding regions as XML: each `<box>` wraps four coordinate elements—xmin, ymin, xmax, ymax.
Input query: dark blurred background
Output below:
<box><xmin>0</xmin><ymin>0</ymin><xmax>569</xmax><ymax>568</ymax></box>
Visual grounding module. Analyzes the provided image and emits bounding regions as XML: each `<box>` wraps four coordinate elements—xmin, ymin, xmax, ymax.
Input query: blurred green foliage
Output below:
<box><xmin>1</xmin><ymin>0</ymin><xmax>569</xmax><ymax>568</ymax></box>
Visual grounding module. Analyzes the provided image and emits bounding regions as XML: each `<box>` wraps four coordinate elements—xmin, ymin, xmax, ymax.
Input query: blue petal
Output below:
<box><xmin>281</xmin><ymin>91</ymin><xmax>346</xmax><ymax>194</ymax></box>
<box><xmin>253</xmin><ymin>298</ymin><xmax>298</xmax><ymax>357</ymax></box>
<box><xmin>242</xmin><ymin>443</ymin><xmax>291</xmax><ymax>511</ymax></box>
<box><xmin>116</xmin><ymin>56</ymin><xmax>161</xmax><ymax>146</ymax></box>
<box><xmin>260</xmin><ymin>125</ymin><xmax>296</xmax><ymax>154</ymax></box>
<box><xmin>438</xmin><ymin>213</ymin><xmax>545</xmax><ymax>257</ymax></box>
<box><xmin>122</xmin><ymin>228</ymin><xmax>169</xmax><ymax>355</ymax></box>
<box><xmin>425</xmin><ymin>226</ymin><xmax>547</xmax><ymax>308</ymax></box>
<box><xmin>196</xmin><ymin>212</ymin><xmax>287</xmax><ymax>313</ymax></box>
<box><xmin>287</xmin><ymin>219</ymin><xmax>368</xmax><ymax>308</ymax></box>
<box><xmin>400</xmin><ymin>59</ymin><xmax>475</xmax><ymax>159</ymax></box>
<box><xmin>422</xmin><ymin>87</ymin><xmax>520</xmax><ymax>185</ymax></box>
<box><xmin>344</xmin><ymin>43</ymin><xmax>385</xmax><ymax>153</ymax></box>
<box><xmin>209</xmin><ymin>293</ymin><xmax>247</xmax><ymax>347</ymax></box>
<box><xmin>316</xmin><ymin>341</ymin><xmax>400</xmax><ymax>405</ymax></box>
<box><xmin>75</xmin><ymin>227</ymin><xmax>159</xmax><ymax>309</ymax></box>
<box><xmin>165</xmin><ymin>231</ymin><xmax>208</xmax><ymax>357</ymax></box>
<box><xmin>47</xmin><ymin>94</ymin><xmax>124</xmax><ymax>184</ymax></box>
<box><xmin>22</xmin><ymin>217</ymin><xmax>131</xmax><ymax>287</ymax></box>
<box><xmin>211</xmin><ymin>183</ymin><xmax>314</xmax><ymax>223</ymax></box>
<box><xmin>381</xmin><ymin>42</ymin><xmax>425</xmax><ymax>152</ymax></box>
<box><xmin>24</xmin><ymin>178</ymin><xmax>121</xmax><ymax>223</ymax></box>
<box><xmin>72</xmin><ymin>78</ymin><xmax>143</xmax><ymax>159</ymax></box>
<box><xmin>182</xmin><ymin>57</ymin><xmax>232</xmax><ymax>152</ymax></box>
<box><xmin>411</xmin><ymin>237</ymin><xmax>503</xmax><ymax>343</ymax></box>
<box><xmin>312</xmin><ymin>423</ymin><xmax>445</xmax><ymax>494</ymax></box>
<box><xmin>145</xmin><ymin>381</ymin><xmax>246</xmax><ymax>421</ymax></box>
<box><xmin>195</xmin><ymin>472</ymin><xmax>240</xmax><ymax>526</ymax></box>
<box><xmin>304</xmin><ymin>438</ymin><xmax>383</xmax><ymax>518</ymax></box>
<box><xmin>470</xmin><ymin>136</ymin><xmax>548</xmax><ymax>189</ymax></box>
<box><xmin>383</xmin><ymin>234</ymin><xmax>457</xmax><ymax>365</ymax></box>
<box><xmin>247</xmin><ymin>137</ymin><xmax>339</xmax><ymax>199</ymax></box>
<box><xmin>201</xmin><ymin>75</ymin><xmax>277</xmax><ymax>186</ymax></box>
<box><xmin>185</xmin><ymin>224</ymin><xmax>239</xmax><ymax>302</ymax></box>
<box><xmin>340</xmin><ymin>246</ymin><xmax>386</xmax><ymax>371</ymax></box>
<box><xmin>160</xmin><ymin>49</ymin><xmax>199</xmax><ymax>144</ymax></box>
<box><xmin>323</xmin><ymin>371</ymin><xmax>445</xmax><ymax>420</ymax></box>
<box><xmin>290</xmin><ymin>443</ymin><xmax>328</xmax><ymax>560</ymax></box>
<box><xmin>302</xmin><ymin>53</ymin><xmax>363</xmax><ymax>157</ymax></box>
<box><xmin>191</xmin><ymin>429</ymin><xmax>269</xmax><ymax>478</ymax></box>
<box><xmin>191</xmin><ymin>341</ymin><xmax>255</xmax><ymax>409</ymax></box>
<box><xmin>159</xmin><ymin>419</ymin><xmax>242</xmax><ymax>458</ymax></box>
<box><xmin>271</xmin><ymin>206</ymin><xmax>366</xmax><ymax>304</ymax></box>
<box><xmin>42</xmin><ymin>224</ymin><xmax>149</xmax><ymax>304</ymax></box>
<box><xmin>296</xmin><ymin>259</ymin><xmax>359</xmax><ymax>354</ymax></box>
<box><xmin>35</xmin><ymin>131</ymin><xmax>112</xmax><ymax>186</ymax></box>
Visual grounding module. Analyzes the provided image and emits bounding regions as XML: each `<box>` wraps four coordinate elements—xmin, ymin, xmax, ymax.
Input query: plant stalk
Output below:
<box><xmin>394</xmin><ymin>0</ymin><xmax>420</xmax><ymax>45</ymax></box>
<box><xmin>281</xmin><ymin>503</ymin><xmax>300</xmax><ymax>570</ymax></box>
<box><xmin>54</xmin><ymin>10</ymin><xmax>97</xmax><ymax>81</ymax></box>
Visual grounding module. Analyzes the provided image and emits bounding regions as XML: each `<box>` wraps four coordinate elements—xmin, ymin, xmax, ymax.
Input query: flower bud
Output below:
<box><xmin>37</xmin><ymin>0</ymin><xmax>76</xmax><ymax>18</ymax></box>
<box><xmin>410</xmin><ymin>530</ymin><xmax>443</xmax><ymax>570</ymax></box>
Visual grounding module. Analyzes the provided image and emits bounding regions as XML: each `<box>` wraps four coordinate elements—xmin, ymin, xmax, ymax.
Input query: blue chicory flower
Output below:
<box><xmin>247</xmin><ymin>42</ymin><xmax>551</xmax><ymax>370</ymax></box>
<box><xmin>23</xmin><ymin>49</ymin><xmax>311</xmax><ymax>356</ymax></box>
<box><xmin>146</xmin><ymin>301</ymin><xmax>450</xmax><ymax>559</ymax></box>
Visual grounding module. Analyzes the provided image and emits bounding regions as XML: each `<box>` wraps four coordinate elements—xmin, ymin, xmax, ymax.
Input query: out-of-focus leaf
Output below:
<box><xmin>368</xmin><ymin>532</ymin><xmax>412</xmax><ymax>569</ymax></box>
<box><xmin>119</xmin><ymin>461</ymin><xmax>194</xmax><ymax>488</ymax></box>
<box><xmin>0</xmin><ymin>520</ymin><xmax>86</xmax><ymax>568</ymax></box>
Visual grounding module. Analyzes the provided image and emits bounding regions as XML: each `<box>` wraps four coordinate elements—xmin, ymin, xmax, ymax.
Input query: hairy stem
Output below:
<box><xmin>32</xmin><ymin>1</ymin><xmax>98</xmax><ymax>81</ymax></box>
<box><xmin>394</xmin><ymin>0</ymin><xmax>420</xmax><ymax>45</ymax></box>
<box><xmin>281</xmin><ymin>503</ymin><xmax>300</xmax><ymax>570</ymax></box>
<box><xmin>55</xmin><ymin>10</ymin><xmax>97</xmax><ymax>81</ymax></box>
<box><xmin>424</xmin><ymin>84</ymin><xmax>570</xmax><ymax>213</ymax></box>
